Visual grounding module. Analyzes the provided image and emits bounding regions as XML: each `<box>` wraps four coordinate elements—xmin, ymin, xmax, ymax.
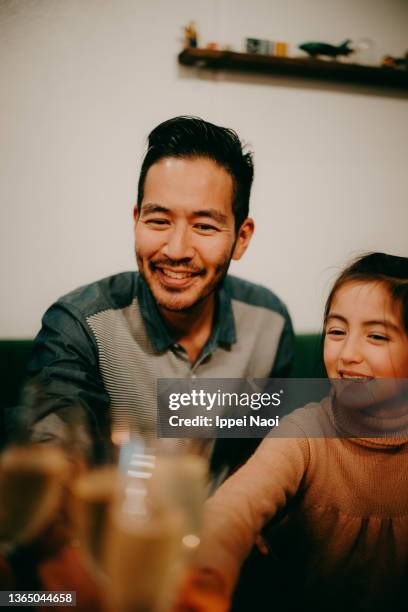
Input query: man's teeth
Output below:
<box><xmin>161</xmin><ymin>269</ymin><xmax>193</xmax><ymax>279</ymax></box>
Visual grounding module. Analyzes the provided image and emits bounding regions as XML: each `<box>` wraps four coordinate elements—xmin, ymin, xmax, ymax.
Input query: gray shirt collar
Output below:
<box><xmin>137</xmin><ymin>274</ymin><xmax>236</xmax><ymax>354</ymax></box>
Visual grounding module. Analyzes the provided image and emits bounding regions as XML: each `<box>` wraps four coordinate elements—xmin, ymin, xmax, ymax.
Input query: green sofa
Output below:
<box><xmin>0</xmin><ymin>334</ymin><xmax>325</xmax><ymax>445</ymax></box>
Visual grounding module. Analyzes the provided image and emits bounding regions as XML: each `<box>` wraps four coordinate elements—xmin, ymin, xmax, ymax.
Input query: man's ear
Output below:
<box><xmin>133</xmin><ymin>205</ymin><xmax>139</xmax><ymax>222</ymax></box>
<box><xmin>232</xmin><ymin>218</ymin><xmax>255</xmax><ymax>261</ymax></box>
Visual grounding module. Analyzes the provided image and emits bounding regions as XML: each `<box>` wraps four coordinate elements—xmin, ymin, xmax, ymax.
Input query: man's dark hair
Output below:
<box><xmin>137</xmin><ymin>116</ymin><xmax>254</xmax><ymax>231</ymax></box>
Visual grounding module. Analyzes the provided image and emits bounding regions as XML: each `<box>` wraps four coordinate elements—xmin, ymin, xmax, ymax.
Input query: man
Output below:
<box><xmin>17</xmin><ymin>116</ymin><xmax>294</xmax><ymax>474</ymax></box>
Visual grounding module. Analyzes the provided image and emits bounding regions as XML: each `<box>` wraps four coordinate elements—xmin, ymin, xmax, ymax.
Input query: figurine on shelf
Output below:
<box><xmin>184</xmin><ymin>21</ymin><xmax>198</xmax><ymax>49</ymax></box>
<box><xmin>299</xmin><ymin>39</ymin><xmax>354</xmax><ymax>59</ymax></box>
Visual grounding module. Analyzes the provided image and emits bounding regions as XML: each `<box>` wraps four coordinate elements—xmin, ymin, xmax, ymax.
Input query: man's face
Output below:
<box><xmin>134</xmin><ymin>157</ymin><xmax>253</xmax><ymax>312</ymax></box>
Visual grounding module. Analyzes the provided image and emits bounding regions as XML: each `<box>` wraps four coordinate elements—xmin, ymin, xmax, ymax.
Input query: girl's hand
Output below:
<box><xmin>173</xmin><ymin>567</ymin><xmax>230</xmax><ymax>612</ymax></box>
<box><xmin>38</xmin><ymin>545</ymin><xmax>102</xmax><ymax>612</ymax></box>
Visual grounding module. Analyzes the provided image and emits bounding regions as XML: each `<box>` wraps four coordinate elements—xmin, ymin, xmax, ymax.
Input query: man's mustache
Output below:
<box><xmin>149</xmin><ymin>258</ymin><xmax>205</xmax><ymax>275</ymax></box>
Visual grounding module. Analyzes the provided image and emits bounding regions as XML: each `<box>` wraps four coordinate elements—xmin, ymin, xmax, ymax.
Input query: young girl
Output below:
<box><xmin>179</xmin><ymin>252</ymin><xmax>408</xmax><ymax>612</ymax></box>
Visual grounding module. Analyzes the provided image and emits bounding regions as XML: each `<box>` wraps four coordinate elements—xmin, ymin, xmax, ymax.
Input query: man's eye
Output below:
<box><xmin>194</xmin><ymin>224</ymin><xmax>218</xmax><ymax>232</ymax></box>
<box><xmin>145</xmin><ymin>218</ymin><xmax>169</xmax><ymax>226</ymax></box>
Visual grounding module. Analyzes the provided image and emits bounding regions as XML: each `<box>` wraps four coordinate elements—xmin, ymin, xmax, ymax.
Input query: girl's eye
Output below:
<box><xmin>368</xmin><ymin>333</ymin><xmax>389</xmax><ymax>342</ymax></box>
<box><xmin>326</xmin><ymin>328</ymin><xmax>345</xmax><ymax>337</ymax></box>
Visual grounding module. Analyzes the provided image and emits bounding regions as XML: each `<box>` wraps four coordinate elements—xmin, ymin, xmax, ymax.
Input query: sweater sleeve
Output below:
<box><xmin>195</xmin><ymin>419</ymin><xmax>310</xmax><ymax>595</ymax></box>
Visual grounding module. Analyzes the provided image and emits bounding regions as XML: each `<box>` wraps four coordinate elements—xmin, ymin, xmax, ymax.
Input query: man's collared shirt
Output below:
<box><xmin>22</xmin><ymin>272</ymin><xmax>294</xmax><ymax>464</ymax></box>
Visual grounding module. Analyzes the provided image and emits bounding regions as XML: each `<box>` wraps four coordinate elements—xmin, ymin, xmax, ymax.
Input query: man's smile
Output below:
<box><xmin>149</xmin><ymin>261</ymin><xmax>206</xmax><ymax>290</ymax></box>
<box><xmin>160</xmin><ymin>269</ymin><xmax>193</xmax><ymax>279</ymax></box>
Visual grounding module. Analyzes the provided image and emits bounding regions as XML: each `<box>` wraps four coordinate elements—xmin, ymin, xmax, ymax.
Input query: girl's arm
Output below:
<box><xmin>195</xmin><ymin>421</ymin><xmax>310</xmax><ymax>597</ymax></box>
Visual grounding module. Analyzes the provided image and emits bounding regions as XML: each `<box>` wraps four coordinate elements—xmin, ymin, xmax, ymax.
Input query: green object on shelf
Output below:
<box><xmin>299</xmin><ymin>39</ymin><xmax>353</xmax><ymax>59</ymax></box>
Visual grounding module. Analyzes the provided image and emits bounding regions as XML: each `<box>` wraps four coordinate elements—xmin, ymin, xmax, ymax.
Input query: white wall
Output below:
<box><xmin>1</xmin><ymin>0</ymin><xmax>407</xmax><ymax>337</ymax></box>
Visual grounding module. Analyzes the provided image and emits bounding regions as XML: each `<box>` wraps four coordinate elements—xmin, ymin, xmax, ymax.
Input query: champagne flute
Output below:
<box><xmin>70</xmin><ymin>465</ymin><xmax>118</xmax><ymax>578</ymax></box>
<box><xmin>0</xmin><ymin>445</ymin><xmax>68</xmax><ymax>552</ymax></box>
<box><xmin>103</xmin><ymin>435</ymin><xmax>186</xmax><ymax>612</ymax></box>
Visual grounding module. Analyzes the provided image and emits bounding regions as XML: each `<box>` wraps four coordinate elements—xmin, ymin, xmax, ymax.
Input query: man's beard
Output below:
<box><xmin>135</xmin><ymin>248</ymin><xmax>233</xmax><ymax>313</ymax></box>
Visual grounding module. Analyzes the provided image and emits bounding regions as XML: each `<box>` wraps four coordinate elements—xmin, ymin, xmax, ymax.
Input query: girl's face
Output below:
<box><xmin>324</xmin><ymin>281</ymin><xmax>408</xmax><ymax>379</ymax></box>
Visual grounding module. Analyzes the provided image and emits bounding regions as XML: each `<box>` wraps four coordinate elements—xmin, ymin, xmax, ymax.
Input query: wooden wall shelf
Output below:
<box><xmin>178</xmin><ymin>48</ymin><xmax>408</xmax><ymax>91</ymax></box>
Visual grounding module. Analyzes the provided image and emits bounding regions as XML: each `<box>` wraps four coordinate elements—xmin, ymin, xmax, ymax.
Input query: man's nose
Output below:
<box><xmin>162</xmin><ymin>225</ymin><xmax>194</xmax><ymax>260</ymax></box>
<box><xmin>339</xmin><ymin>334</ymin><xmax>363</xmax><ymax>364</ymax></box>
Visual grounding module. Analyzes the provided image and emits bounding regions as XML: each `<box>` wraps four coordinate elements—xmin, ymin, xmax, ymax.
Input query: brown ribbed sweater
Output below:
<box><xmin>198</xmin><ymin>398</ymin><xmax>408</xmax><ymax>611</ymax></box>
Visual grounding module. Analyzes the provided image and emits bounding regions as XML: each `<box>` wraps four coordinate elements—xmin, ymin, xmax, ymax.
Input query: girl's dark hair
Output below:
<box><xmin>137</xmin><ymin>116</ymin><xmax>254</xmax><ymax>232</ymax></box>
<box><xmin>324</xmin><ymin>252</ymin><xmax>408</xmax><ymax>333</ymax></box>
